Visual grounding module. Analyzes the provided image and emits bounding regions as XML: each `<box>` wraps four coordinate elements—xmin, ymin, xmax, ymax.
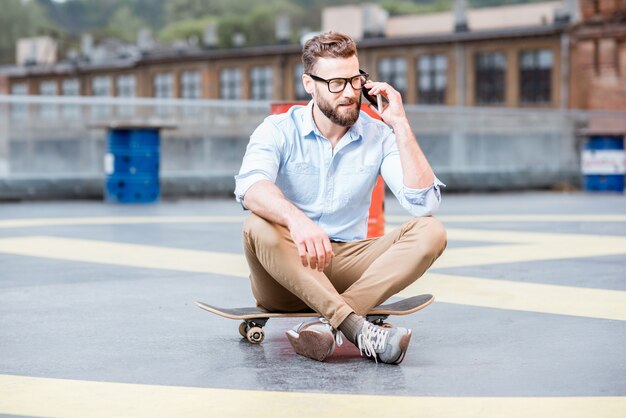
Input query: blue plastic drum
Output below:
<box><xmin>104</xmin><ymin>128</ymin><xmax>160</xmax><ymax>203</ymax></box>
<box><xmin>582</xmin><ymin>135</ymin><xmax>625</xmax><ymax>192</ymax></box>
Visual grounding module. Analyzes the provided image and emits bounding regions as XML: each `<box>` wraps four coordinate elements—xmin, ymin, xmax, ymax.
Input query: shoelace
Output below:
<box><xmin>319</xmin><ymin>318</ymin><xmax>343</xmax><ymax>346</ymax></box>
<box><xmin>357</xmin><ymin>322</ymin><xmax>389</xmax><ymax>363</ymax></box>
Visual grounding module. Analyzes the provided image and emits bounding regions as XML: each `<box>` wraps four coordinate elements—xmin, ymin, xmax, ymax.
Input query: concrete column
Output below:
<box><xmin>455</xmin><ymin>43</ymin><xmax>466</xmax><ymax>106</ymax></box>
<box><xmin>507</xmin><ymin>48</ymin><xmax>519</xmax><ymax>107</ymax></box>
<box><xmin>560</xmin><ymin>32</ymin><xmax>570</xmax><ymax>109</ymax></box>
<box><xmin>0</xmin><ymin>102</ymin><xmax>9</xmax><ymax>176</ymax></box>
<box><xmin>454</xmin><ymin>0</ymin><xmax>469</xmax><ymax>32</ymax></box>
<box><xmin>564</xmin><ymin>0</ymin><xmax>581</xmax><ymax>23</ymax></box>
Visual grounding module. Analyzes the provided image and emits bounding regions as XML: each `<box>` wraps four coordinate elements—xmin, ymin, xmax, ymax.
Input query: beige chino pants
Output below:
<box><xmin>243</xmin><ymin>214</ymin><xmax>447</xmax><ymax>329</ymax></box>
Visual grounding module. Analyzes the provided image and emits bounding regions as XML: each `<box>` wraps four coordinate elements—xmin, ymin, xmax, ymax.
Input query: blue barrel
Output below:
<box><xmin>582</xmin><ymin>135</ymin><xmax>625</xmax><ymax>192</ymax></box>
<box><xmin>104</xmin><ymin>128</ymin><xmax>160</xmax><ymax>203</ymax></box>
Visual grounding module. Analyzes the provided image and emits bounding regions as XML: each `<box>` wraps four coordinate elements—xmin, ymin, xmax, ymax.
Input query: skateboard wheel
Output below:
<box><xmin>381</xmin><ymin>322</ymin><xmax>393</xmax><ymax>328</ymax></box>
<box><xmin>247</xmin><ymin>326</ymin><xmax>264</xmax><ymax>344</ymax></box>
<box><xmin>239</xmin><ymin>322</ymin><xmax>248</xmax><ymax>338</ymax></box>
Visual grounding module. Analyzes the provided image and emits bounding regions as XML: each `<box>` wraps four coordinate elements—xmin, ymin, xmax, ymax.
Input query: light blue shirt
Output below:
<box><xmin>235</xmin><ymin>100</ymin><xmax>444</xmax><ymax>242</ymax></box>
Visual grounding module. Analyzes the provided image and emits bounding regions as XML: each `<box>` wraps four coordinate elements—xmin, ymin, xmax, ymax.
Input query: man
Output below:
<box><xmin>234</xmin><ymin>31</ymin><xmax>446</xmax><ymax>364</ymax></box>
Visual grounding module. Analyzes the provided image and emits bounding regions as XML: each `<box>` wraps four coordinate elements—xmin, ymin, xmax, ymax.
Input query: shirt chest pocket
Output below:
<box><xmin>336</xmin><ymin>164</ymin><xmax>378</xmax><ymax>206</ymax></box>
<box><xmin>338</xmin><ymin>164</ymin><xmax>377</xmax><ymax>176</ymax></box>
<box><xmin>280</xmin><ymin>161</ymin><xmax>321</xmax><ymax>205</ymax></box>
<box><xmin>284</xmin><ymin>161</ymin><xmax>319</xmax><ymax>175</ymax></box>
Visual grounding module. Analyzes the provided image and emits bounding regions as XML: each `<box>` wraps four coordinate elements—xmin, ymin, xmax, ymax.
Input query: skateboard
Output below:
<box><xmin>196</xmin><ymin>294</ymin><xmax>434</xmax><ymax>344</ymax></box>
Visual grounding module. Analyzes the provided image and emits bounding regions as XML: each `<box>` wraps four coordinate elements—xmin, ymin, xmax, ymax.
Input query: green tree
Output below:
<box><xmin>106</xmin><ymin>4</ymin><xmax>148</xmax><ymax>42</ymax></box>
<box><xmin>380</xmin><ymin>0</ymin><xmax>452</xmax><ymax>15</ymax></box>
<box><xmin>164</xmin><ymin>0</ymin><xmax>270</xmax><ymax>25</ymax></box>
<box><xmin>216</xmin><ymin>14</ymin><xmax>248</xmax><ymax>48</ymax></box>
<box><xmin>246</xmin><ymin>1</ymin><xmax>306</xmax><ymax>46</ymax></box>
<box><xmin>0</xmin><ymin>0</ymin><xmax>53</xmax><ymax>64</ymax></box>
<box><xmin>159</xmin><ymin>16</ymin><xmax>216</xmax><ymax>43</ymax></box>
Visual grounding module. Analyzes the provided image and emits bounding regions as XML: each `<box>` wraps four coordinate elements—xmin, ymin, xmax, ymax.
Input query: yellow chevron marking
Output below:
<box><xmin>401</xmin><ymin>272</ymin><xmax>626</xmax><ymax>321</ymax></box>
<box><xmin>0</xmin><ymin>231</ymin><xmax>624</xmax><ymax>321</ymax></box>
<box><xmin>1</xmin><ymin>375</ymin><xmax>625</xmax><ymax>418</ymax></box>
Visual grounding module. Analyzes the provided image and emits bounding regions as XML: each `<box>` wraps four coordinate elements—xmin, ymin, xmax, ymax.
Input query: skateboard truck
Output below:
<box><xmin>239</xmin><ymin>319</ymin><xmax>269</xmax><ymax>343</ymax></box>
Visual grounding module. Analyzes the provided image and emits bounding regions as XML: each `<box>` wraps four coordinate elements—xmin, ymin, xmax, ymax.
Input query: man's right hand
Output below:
<box><xmin>288</xmin><ymin>215</ymin><xmax>334</xmax><ymax>272</ymax></box>
<box><xmin>243</xmin><ymin>180</ymin><xmax>334</xmax><ymax>272</ymax></box>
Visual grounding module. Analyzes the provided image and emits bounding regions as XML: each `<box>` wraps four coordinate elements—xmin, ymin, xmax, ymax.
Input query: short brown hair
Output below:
<box><xmin>302</xmin><ymin>31</ymin><xmax>357</xmax><ymax>74</ymax></box>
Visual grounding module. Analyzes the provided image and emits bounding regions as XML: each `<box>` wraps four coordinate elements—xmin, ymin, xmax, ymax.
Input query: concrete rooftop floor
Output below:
<box><xmin>0</xmin><ymin>191</ymin><xmax>625</xmax><ymax>417</ymax></box>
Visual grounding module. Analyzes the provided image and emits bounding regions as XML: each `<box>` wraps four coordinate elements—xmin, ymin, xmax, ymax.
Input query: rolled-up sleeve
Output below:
<box><xmin>234</xmin><ymin>120</ymin><xmax>283</xmax><ymax>206</ymax></box>
<box><xmin>380</xmin><ymin>131</ymin><xmax>445</xmax><ymax>217</ymax></box>
<box><xmin>394</xmin><ymin>177</ymin><xmax>445</xmax><ymax>216</ymax></box>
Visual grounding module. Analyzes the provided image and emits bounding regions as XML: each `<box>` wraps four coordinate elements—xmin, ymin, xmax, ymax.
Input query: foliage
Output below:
<box><xmin>216</xmin><ymin>14</ymin><xmax>249</xmax><ymax>48</ymax></box>
<box><xmin>0</xmin><ymin>0</ymin><xmax>54</xmax><ymax>64</ymax></box>
<box><xmin>159</xmin><ymin>16</ymin><xmax>216</xmax><ymax>43</ymax></box>
<box><xmin>107</xmin><ymin>5</ymin><xmax>149</xmax><ymax>42</ymax></box>
<box><xmin>0</xmin><ymin>0</ymin><xmax>552</xmax><ymax>64</ymax></box>
<box><xmin>381</xmin><ymin>0</ymin><xmax>453</xmax><ymax>15</ymax></box>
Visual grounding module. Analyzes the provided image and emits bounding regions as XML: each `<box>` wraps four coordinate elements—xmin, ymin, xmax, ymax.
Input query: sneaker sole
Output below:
<box><xmin>392</xmin><ymin>330</ymin><xmax>412</xmax><ymax>365</ymax></box>
<box><xmin>286</xmin><ymin>329</ymin><xmax>335</xmax><ymax>362</ymax></box>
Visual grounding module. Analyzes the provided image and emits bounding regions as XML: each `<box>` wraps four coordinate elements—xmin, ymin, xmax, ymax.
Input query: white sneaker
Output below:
<box><xmin>357</xmin><ymin>321</ymin><xmax>412</xmax><ymax>364</ymax></box>
<box><xmin>286</xmin><ymin>318</ymin><xmax>342</xmax><ymax>362</ymax></box>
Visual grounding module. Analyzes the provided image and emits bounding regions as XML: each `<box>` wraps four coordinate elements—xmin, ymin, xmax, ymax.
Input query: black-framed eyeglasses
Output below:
<box><xmin>306</xmin><ymin>70</ymin><xmax>369</xmax><ymax>93</ymax></box>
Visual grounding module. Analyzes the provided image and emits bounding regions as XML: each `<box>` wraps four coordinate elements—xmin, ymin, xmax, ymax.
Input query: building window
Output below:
<box><xmin>61</xmin><ymin>79</ymin><xmax>80</xmax><ymax>119</ymax></box>
<box><xmin>519</xmin><ymin>49</ymin><xmax>553</xmax><ymax>104</ymax></box>
<box><xmin>92</xmin><ymin>76</ymin><xmax>112</xmax><ymax>118</ymax></box>
<box><xmin>180</xmin><ymin>70</ymin><xmax>201</xmax><ymax>99</ymax></box>
<box><xmin>62</xmin><ymin>79</ymin><xmax>80</xmax><ymax>96</ymax></box>
<box><xmin>378</xmin><ymin>57</ymin><xmax>407</xmax><ymax>97</ymax></box>
<box><xmin>39</xmin><ymin>81</ymin><xmax>57</xmax><ymax>119</ymax></box>
<box><xmin>294</xmin><ymin>64</ymin><xmax>308</xmax><ymax>101</ymax></box>
<box><xmin>116</xmin><ymin>74</ymin><xmax>136</xmax><ymax>117</ymax></box>
<box><xmin>220</xmin><ymin>68</ymin><xmax>242</xmax><ymax>100</ymax></box>
<box><xmin>475</xmin><ymin>52</ymin><xmax>506</xmax><ymax>105</ymax></box>
<box><xmin>116</xmin><ymin>74</ymin><xmax>136</xmax><ymax>97</ymax></box>
<box><xmin>153</xmin><ymin>73</ymin><xmax>173</xmax><ymax>98</ymax></box>
<box><xmin>10</xmin><ymin>83</ymin><xmax>28</xmax><ymax>120</ymax></box>
<box><xmin>250</xmin><ymin>66</ymin><xmax>273</xmax><ymax>100</ymax></box>
<box><xmin>92</xmin><ymin>76</ymin><xmax>112</xmax><ymax>96</ymax></box>
<box><xmin>11</xmin><ymin>83</ymin><xmax>28</xmax><ymax>95</ymax></box>
<box><xmin>39</xmin><ymin>80</ymin><xmax>57</xmax><ymax>96</ymax></box>
<box><xmin>417</xmin><ymin>54</ymin><xmax>447</xmax><ymax>105</ymax></box>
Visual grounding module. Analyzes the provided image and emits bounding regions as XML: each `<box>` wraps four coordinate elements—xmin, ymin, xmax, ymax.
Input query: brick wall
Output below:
<box><xmin>572</xmin><ymin>0</ymin><xmax>626</xmax><ymax>110</ymax></box>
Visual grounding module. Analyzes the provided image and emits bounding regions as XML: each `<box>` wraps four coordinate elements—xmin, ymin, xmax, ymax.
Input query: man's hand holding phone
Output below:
<box><xmin>362</xmin><ymin>79</ymin><xmax>407</xmax><ymax>129</ymax></box>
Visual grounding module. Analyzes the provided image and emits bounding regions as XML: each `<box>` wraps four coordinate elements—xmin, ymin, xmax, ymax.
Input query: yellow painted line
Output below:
<box><xmin>435</xmin><ymin>241</ymin><xmax>626</xmax><ymax>269</ymax></box>
<box><xmin>0</xmin><ymin>236</ymin><xmax>249</xmax><ymax>278</ymax></box>
<box><xmin>0</xmin><ymin>214</ymin><xmax>623</xmax><ymax>230</ymax></box>
<box><xmin>446</xmin><ymin>227</ymin><xmax>626</xmax><ymax>244</ymax></box>
<box><xmin>0</xmin><ymin>216</ymin><xmax>246</xmax><ymax>229</ymax></box>
<box><xmin>3</xmin><ymin>229</ymin><xmax>625</xmax><ymax>278</ymax></box>
<box><xmin>388</xmin><ymin>214</ymin><xmax>626</xmax><ymax>223</ymax></box>
<box><xmin>0</xmin><ymin>235</ymin><xmax>624</xmax><ymax>322</ymax></box>
<box><xmin>1</xmin><ymin>375</ymin><xmax>625</xmax><ymax>418</ymax></box>
<box><xmin>401</xmin><ymin>273</ymin><xmax>626</xmax><ymax>322</ymax></box>
<box><xmin>430</xmin><ymin>228</ymin><xmax>626</xmax><ymax>268</ymax></box>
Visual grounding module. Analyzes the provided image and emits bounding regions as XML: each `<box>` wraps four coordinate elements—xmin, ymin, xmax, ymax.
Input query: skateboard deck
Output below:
<box><xmin>196</xmin><ymin>294</ymin><xmax>434</xmax><ymax>344</ymax></box>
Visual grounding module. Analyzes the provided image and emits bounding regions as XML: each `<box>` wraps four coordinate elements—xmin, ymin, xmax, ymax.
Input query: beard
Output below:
<box><xmin>316</xmin><ymin>92</ymin><xmax>361</xmax><ymax>127</ymax></box>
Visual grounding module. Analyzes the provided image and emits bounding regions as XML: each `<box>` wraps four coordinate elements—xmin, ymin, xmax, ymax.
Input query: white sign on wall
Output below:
<box><xmin>582</xmin><ymin>150</ymin><xmax>626</xmax><ymax>175</ymax></box>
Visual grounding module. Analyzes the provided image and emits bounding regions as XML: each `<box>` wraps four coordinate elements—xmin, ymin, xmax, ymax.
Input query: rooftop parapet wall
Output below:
<box><xmin>1</xmin><ymin>95</ymin><xmax>623</xmax><ymax>199</ymax></box>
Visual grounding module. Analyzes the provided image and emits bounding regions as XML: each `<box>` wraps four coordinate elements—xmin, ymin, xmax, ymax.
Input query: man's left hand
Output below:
<box><xmin>364</xmin><ymin>81</ymin><xmax>407</xmax><ymax>129</ymax></box>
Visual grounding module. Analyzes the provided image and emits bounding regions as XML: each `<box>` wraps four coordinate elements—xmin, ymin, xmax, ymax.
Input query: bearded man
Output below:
<box><xmin>234</xmin><ymin>31</ymin><xmax>447</xmax><ymax>364</ymax></box>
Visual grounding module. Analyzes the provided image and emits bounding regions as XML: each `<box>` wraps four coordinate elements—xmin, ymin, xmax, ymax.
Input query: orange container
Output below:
<box><xmin>270</xmin><ymin>101</ymin><xmax>385</xmax><ymax>238</ymax></box>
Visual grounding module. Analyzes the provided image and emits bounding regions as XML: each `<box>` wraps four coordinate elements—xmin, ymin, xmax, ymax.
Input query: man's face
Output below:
<box><xmin>307</xmin><ymin>55</ymin><xmax>362</xmax><ymax>127</ymax></box>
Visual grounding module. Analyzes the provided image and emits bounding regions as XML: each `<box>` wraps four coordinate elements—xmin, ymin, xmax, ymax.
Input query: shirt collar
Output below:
<box><xmin>302</xmin><ymin>100</ymin><xmax>364</xmax><ymax>142</ymax></box>
<box><xmin>301</xmin><ymin>100</ymin><xmax>316</xmax><ymax>138</ymax></box>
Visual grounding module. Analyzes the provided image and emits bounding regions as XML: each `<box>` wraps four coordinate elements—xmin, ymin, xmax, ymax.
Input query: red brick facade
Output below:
<box><xmin>572</xmin><ymin>0</ymin><xmax>626</xmax><ymax>110</ymax></box>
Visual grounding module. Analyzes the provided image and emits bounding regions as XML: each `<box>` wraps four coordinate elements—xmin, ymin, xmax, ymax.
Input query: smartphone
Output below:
<box><xmin>359</xmin><ymin>70</ymin><xmax>388</xmax><ymax>115</ymax></box>
<box><xmin>362</xmin><ymin>86</ymin><xmax>385</xmax><ymax>115</ymax></box>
